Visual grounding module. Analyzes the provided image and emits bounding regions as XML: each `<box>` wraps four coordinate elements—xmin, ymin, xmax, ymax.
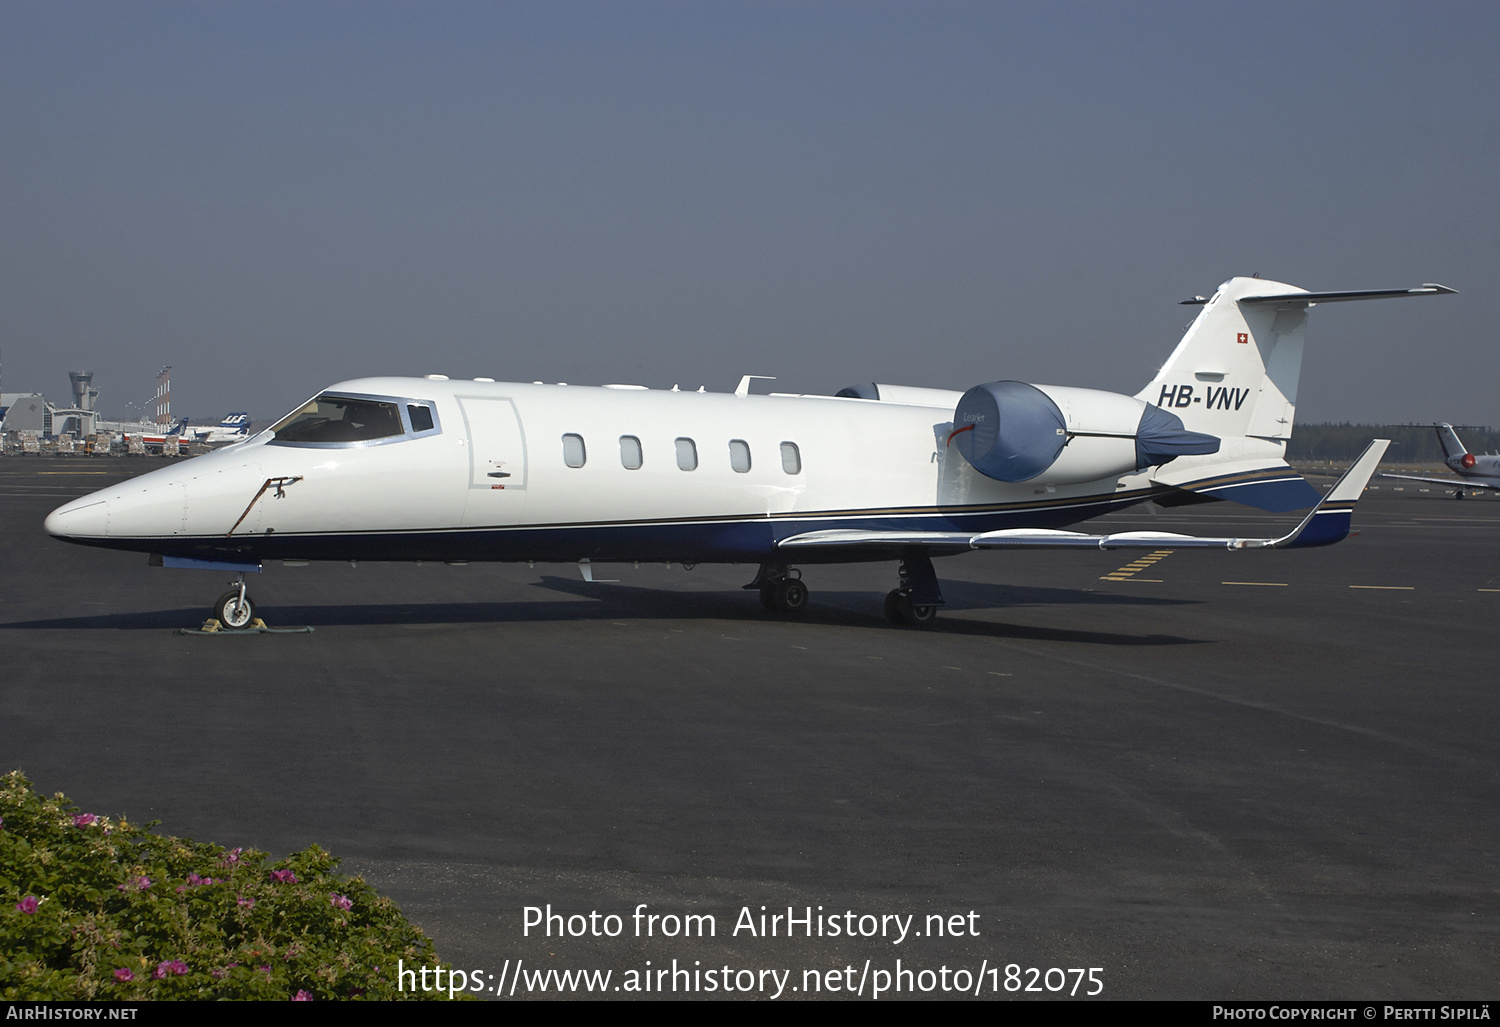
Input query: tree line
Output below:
<box><xmin>1287</xmin><ymin>423</ymin><xmax>1500</xmax><ymax>465</ymax></box>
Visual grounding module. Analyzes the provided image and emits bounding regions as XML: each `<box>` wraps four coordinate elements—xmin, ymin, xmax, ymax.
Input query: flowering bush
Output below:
<box><xmin>0</xmin><ymin>772</ymin><xmax>449</xmax><ymax>1000</ymax></box>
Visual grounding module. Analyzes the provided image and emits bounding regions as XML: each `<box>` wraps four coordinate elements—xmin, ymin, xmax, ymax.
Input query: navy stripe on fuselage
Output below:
<box><xmin>58</xmin><ymin>488</ymin><xmax>1179</xmax><ymax>564</ymax></box>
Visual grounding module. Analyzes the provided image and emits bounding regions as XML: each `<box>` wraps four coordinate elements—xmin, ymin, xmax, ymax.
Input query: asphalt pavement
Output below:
<box><xmin>2</xmin><ymin>457</ymin><xmax>1496</xmax><ymax>1000</ymax></box>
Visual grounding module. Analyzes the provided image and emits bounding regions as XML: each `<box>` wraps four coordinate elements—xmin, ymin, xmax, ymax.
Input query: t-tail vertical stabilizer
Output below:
<box><xmin>1139</xmin><ymin>278</ymin><xmax>1455</xmax><ymax>512</ymax></box>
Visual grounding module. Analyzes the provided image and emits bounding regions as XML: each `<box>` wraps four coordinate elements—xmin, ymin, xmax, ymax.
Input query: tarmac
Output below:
<box><xmin>2</xmin><ymin>456</ymin><xmax>1497</xmax><ymax>999</ymax></box>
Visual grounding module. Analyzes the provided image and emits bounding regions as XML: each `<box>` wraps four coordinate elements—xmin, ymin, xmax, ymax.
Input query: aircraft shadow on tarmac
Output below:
<box><xmin>0</xmin><ymin>577</ymin><xmax>1204</xmax><ymax>646</ymax></box>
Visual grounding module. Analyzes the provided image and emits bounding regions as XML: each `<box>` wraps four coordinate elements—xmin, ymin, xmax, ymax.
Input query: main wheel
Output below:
<box><xmin>884</xmin><ymin>589</ymin><xmax>906</xmax><ymax>624</ymax></box>
<box><xmin>214</xmin><ymin>590</ymin><xmax>256</xmax><ymax>629</ymax></box>
<box><xmin>902</xmin><ymin>601</ymin><xmax>937</xmax><ymax>627</ymax></box>
<box><xmin>773</xmin><ymin>578</ymin><xmax>808</xmax><ymax>615</ymax></box>
<box><xmin>884</xmin><ymin>589</ymin><xmax>937</xmax><ymax>628</ymax></box>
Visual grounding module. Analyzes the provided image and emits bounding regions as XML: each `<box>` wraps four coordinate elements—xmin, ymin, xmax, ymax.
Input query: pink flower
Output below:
<box><xmin>113</xmin><ymin>968</ymin><xmax>134</xmax><ymax>982</ymax></box>
<box><xmin>15</xmin><ymin>896</ymin><xmax>38</xmax><ymax>914</ymax></box>
<box><xmin>153</xmin><ymin>960</ymin><xmax>188</xmax><ymax>979</ymax></box>
<box><xmin>219</xmin><ymin>847</ymin><xmax>243</xmax><ymax>867</ymax></box>
<box><xmin>237</xmin><ymin>896</ymin><xmax>255</xmax><ymax>909</ymax></box>
<box><xmin>73</xmin><ymin>813</ymin><xmax>97</xmax><ymax>827</ymax></box>
<box><xmin>292</xmin><ymin>990</ymin><xmax>313</xmax><ymax>1001</ymax></box>
<box><xmin>116</xmin><ymin>875</ymin><xmax>152</xmax><ymax>892</ymax></box>
<box><xmin>270</xmin><ymin>870</ymin><xmax>298</xmax><ymax>884</ymax></box>
<box><xmin>329</xmin><ymin>893</ymin><xmax>352</xmax><ymax>911</ymax></box>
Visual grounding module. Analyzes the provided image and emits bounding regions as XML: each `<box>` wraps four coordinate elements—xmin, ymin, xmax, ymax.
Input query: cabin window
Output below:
<box><xmin>780</xmin><ymin>442</ymin><xmax>801</xmax><ymax>475</ymax></box>
<box><xmin>272</xmin><ymin>395</ymin><xmax>404</xmax><ymax>443</ymax></box>
<box><xmin>562</xmin><ymin>433</ymin><xmax>586</xmax><ymax>468</ymax></box>
<box><xmin>729</xmin><ymin>439</ymin><xmax>751</xmax><ymax>473</ymax></box>
<box><xmin>407</xmin><ymin>404</ymin><xmax>435</xmax><ymax>432</ymax></box>
<box><xmin>620</xmin><ymin>435</ymin><xmax>643</xmax><ymax>469</ymax></box>
<box><xmin>675</xmin><ymin>437</ymin><xmax>697</xmax><ymax>471</ymax></box>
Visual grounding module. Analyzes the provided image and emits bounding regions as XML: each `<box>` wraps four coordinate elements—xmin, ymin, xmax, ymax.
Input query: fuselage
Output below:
<box><xmin>45</xmin><ymin>376</ymin><xmax>1170</xmax><ymax>566</ymax></box>
<box><xmin>1449</xmin><ymin>453</ymin><xmax>1500</xmax><ymax>482</ymax></box>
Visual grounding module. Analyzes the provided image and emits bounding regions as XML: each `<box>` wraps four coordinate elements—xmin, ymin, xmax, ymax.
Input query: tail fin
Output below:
<box><xmin>1138</xmin><ymin>278</ymin><xmax>1454</xmax><ymax>512</ymax></box>
<box><xmin>1435</xmin><ymin>423</ymin><xmax>1468</xmax><ymax>462</ymax></box>
<box><xmin>1135</xmin><ymin>276</ymin><xmax>1311</xmax><ymax>442</ymax></box>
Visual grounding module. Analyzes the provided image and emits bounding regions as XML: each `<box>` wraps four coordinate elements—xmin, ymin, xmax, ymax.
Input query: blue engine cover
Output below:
<box><xmin>1135</xmin><ymin>403</ymin><xmax>1220</xmax><ymax>466</ymax></box>
<box><xmin>953</xmin><ymin>382</ymin><xmax>1221</xmax><ymax>483</ymax></box>
<box><xmin>952</xmin><ymin>381</ymin><xmax>1067</xmax><ymax>482</ymax></box>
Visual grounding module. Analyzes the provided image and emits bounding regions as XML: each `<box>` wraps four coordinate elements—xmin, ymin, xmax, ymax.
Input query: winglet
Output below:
<box><xmin>1270</xmin><ymin>439</ymin><xmax>1389</xmax><ymax>549</ymax></box>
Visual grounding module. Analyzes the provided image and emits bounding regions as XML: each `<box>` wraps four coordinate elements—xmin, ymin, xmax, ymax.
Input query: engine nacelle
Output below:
<box><xmin>951</xmin><ymin>381</ymin><xmax>1220</xmax><ymax>484</ymax></box>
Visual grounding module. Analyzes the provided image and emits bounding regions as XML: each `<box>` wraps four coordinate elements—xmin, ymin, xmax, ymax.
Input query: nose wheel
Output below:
<box><xmin>213</xmin><ymin>574</ymin><xmax>257</xmax><ymax>629</ymax></box>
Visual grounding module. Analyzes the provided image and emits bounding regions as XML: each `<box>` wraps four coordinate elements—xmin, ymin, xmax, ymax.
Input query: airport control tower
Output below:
<box><xmin>68</xmin><ymin>371</ymin><xmax>97</xmax><ymax>412</ymax></box>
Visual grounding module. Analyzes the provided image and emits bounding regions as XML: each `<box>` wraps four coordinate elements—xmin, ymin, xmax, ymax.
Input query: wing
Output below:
<box><xmin>1379</xmin><ymin>473</ymin><xmax>1500</xmax><ymax>493</ymax></box>
<box><xmin>781</xmin><ymin>440</ymin><xmax>1389</xmax><ymax>554</ymax></box>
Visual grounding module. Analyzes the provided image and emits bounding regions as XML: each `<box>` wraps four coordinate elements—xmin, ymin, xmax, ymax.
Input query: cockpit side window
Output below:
<box><xmin>272</xmin><ymin>395</ymin><xmax>405</xmax><ymax>443</ymax></box>
<box><xmin>408</xmin><ymin>404</ymin><xmax>435</xmax><ymax>432</ymax></box>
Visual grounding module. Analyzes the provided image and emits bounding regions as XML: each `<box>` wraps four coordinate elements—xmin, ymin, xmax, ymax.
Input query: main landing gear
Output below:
<box><xmin>885</xmin><ymin>549</ymin><xmax>944</xmax><ymax>629</ymax></box>
<box><xmin>746</xmin><ymin>548</ymin><xmax>946</xmax><ymax>627</ymax></box>
<box><xmin>745</xmin><ymin>563</ymin><xmax>809</xmax><ymax>616</ymax></box>
<box><xmin>213</xmin><ymin>573</ymin><xmax>256</xmax><ymax>629</ymax></box>
<box><xmin>884</xmin><ymin>589</ymin><xmax>936</xmax><ymax>627</ymax></box>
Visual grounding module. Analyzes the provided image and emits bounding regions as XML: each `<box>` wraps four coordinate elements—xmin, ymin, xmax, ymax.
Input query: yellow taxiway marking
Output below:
<box><xmin>35</xmin><ymin>471</ymin><xmax>112</xmax><ymax>475</ymax></box>
<box><xmin>1222</xmin><ymin>581</ymin><xmax>1288</xmax><ymax>586</ymax></box>
<box><xmin>1348</xmin><ymin>585</ymin><xmax>1415</xmax><ymax>590</ymax></box>
<box><xmin>1478</xmin><ymin>589</ymin><xmax>1500</xmax><ymax>593</ymax></box>
<box><xmin>1100</xmin><ymin>549</ymin><xmax>1175</xmax><ymax>581</ymax></box>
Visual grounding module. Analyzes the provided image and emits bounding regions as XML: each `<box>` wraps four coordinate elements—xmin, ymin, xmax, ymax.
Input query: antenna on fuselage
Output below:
<box><xmin>735</xmin><ymin>375</ymin><xmax>776</xmax><ymax>398</ymax></box>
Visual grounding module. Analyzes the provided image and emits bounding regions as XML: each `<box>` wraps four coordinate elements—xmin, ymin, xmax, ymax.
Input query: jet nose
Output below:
<box><xmin>45</xmin><ymin>497</ymin><xmax>109</xmax><ymax>539</ymax></box>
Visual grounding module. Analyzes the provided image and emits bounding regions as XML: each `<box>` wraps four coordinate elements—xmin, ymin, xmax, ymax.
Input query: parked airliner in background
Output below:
<box><xmin>45</xmin><ymin>276</ymin><xmax>1453</xmax><ymax>628</ymax></box>
<box><xmin>138</xmin><ymin>417</ymin><xmax>190</xmax><ymax>449</ymax></box>
<box><xmin>1381</xmin><ymin>424</ymin><xmax>1500</xmax><ymax>498</ymax></box>
<box><xmin>188</xmin><ymin>412</ymin><xmax>252</xmax><ymax>447</ymax></box>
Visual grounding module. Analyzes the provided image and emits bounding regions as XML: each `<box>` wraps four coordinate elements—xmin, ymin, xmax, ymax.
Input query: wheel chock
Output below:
<box><xmin>176</xmin><ymin>619</ymin><xmax>314</xmax><ymax>636</ymax></box>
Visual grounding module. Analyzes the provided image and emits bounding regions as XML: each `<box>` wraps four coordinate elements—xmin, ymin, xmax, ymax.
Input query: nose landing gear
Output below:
<box><xmin>213</xmin><ymin>573</ymin><xmax>257</xmax><ymax>629</ymax></box>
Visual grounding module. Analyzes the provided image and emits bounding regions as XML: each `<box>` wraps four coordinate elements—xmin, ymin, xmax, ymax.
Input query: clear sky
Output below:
<box><xmin>2</xmin><ymin>1</ymin><xmax>1495</xmax><ymax>425</ymax></box>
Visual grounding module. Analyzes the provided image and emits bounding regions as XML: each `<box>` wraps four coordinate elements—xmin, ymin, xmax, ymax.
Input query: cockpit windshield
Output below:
<box><xmin>271</xmin><ymin>395</ymin><xmax>405</xmax><ymax>444</ymax></box>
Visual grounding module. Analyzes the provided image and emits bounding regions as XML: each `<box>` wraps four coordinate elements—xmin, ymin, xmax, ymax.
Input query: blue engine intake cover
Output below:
<box><xmin>952</xmin><ymin>381</ymin><xmax>1067</xmax><ymax>482</ymax></box>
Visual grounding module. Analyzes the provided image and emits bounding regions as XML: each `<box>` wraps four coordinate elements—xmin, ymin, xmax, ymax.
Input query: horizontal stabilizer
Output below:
<box><xmin>1182</xmin><ymin>284</ymin><xmax>1457</xmax><ymax>306</ymax></box>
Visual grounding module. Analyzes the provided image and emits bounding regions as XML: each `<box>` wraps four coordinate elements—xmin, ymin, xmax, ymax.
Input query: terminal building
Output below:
<box><xmin>0</xmin><ymin>371</ymin><xmax>101</xmax><ymax>437</ymax></box>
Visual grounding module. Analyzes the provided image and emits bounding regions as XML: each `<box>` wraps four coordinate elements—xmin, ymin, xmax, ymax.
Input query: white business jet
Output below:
<box><xmin>45</xmin><ymin>276</ymin><xmax>1453</xmax><ymax>629</ymax></box>
<box><xmin>1380</xmin><ymin>423</ymin><xmax>1500</xmax><ymax>498</ymax></box>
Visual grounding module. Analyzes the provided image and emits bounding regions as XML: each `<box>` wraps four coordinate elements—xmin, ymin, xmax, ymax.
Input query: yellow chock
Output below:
<box><xmin>201</xmin><ymin>619</ymin><xmax>222</xmax><ymax>632</ymax></box>
<box><xmin>250</xmin><ymin>618</ymin><xmax>268</xmax><ymax>629</ymax></box>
